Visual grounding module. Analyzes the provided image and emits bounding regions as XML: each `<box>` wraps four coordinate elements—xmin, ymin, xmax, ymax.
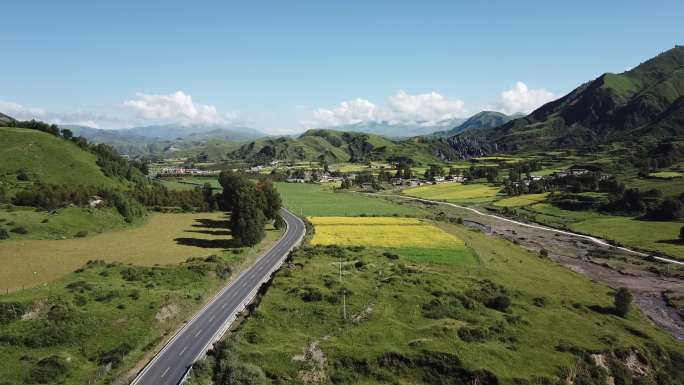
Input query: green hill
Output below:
<box><xmin>229</xmin><ymin>129</ymin><xmax>449</xmax><ymax>165</ymax></box>
<box><xmin>460</xmin><ymin>46</ymin><xmax>684</xmax><ymax>152</ymax></box>
<box><xmin>0</xmin><ymin>127</ymin><xmax>122</xmax><ymax>187</ymax></box>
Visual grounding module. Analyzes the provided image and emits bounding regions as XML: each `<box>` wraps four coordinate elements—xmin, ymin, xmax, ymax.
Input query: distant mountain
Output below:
<box><xmin>433</xmin><ymin>111</ymin><xmax>521</xmax><ymax>137</ymax></box>
<box><xmin>320</xmin><ymin>118</ymin><xmax>466</xmax><ymax>138</ymax></box>
<box><xmin>111</xmin><ymin>124</ymin><xmax>264</xmax><ymax>141</ymax></box>
<box><xmin>68</xmin><ymin>124</ymin><xmax>265</xmax><ymax>158</ymax></box>
<box><xmin>459</xmin><ymin>46</ymin><xmax>684</xmax><ymax>152</ymax></box>
<box><xmin>0</xmin><ymin>112</ymin><xmax>15</xmax><ymax>125</ymax></box>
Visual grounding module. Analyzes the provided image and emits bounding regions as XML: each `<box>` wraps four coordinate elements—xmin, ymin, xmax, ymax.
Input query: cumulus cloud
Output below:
<box><xmin>309</xmin><ymin>98</ymin><xmax>378</xmax><ymax>127</ymax></box>
<box><xmin>124</xmin><ymin>90</ymin><xmax>233</xmax><ymax>125</ymax></box>
<box><xmin>496</xmin><ymin>81</ymin><xmax>555</xmax><ymax>115</ymax></box>
<box><xmin>0</xmin><ymin>100</ymin><xmax>120</xmax><ymax>128</ymax></box>
<box><xmin>302</xmin><ymin>90</ymin><xmax>468</xmax><ymax>128</ymax></box>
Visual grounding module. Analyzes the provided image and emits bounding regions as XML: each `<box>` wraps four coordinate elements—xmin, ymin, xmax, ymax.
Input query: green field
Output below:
<box><xmin>403</xmin><ymin>183</ymin><xmax>501</xmax><ymax>203</ymax></box>
<box><xmin>157</xmin><ymin>176</ymin><xmax>222</xmax><ymax>191</ymax></box>
<box><xmin>0</xmin><ymin>212</ymin><xmax>270</xmax><ymax>292</ymax></box>
<box><xmin>526</xmin><ymin>204</ymin><xmax>684</xmax><ymax>259</ymax></box>
<box><xmin>0</xmin><ymin>127</ymin><xmax>119</xmax><ymax>187</ymax></box>
<box><xmin>648</xmin><ymin>171</ymin><xmax>684</xmax><ymax>179</ymax></box>
<box><xmin>0</xmin><ymin>227</ymin><xmax>281</xmax><ymax>385</ymax></box>
<box><xmin>275</xmin><ymin>182</ymin><xmax>417</xmax><ymax>216</ymax></box>
<box><xmin>189</xmin><ymin>221</ymin><xmax>684</xmax><ymax>384</ymax></box>
<box><xmin>493</xmin><ymin>193</ymin><xmax>549</xmax><ymax>207</ymax></box>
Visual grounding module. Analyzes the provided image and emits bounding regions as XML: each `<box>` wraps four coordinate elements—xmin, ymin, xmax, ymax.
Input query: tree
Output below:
<box><xmin>230</xmin><ymin>183</ymin><xmax>266</xmax><ymax>247</ymax></box>
<box><xmin>614</xmin><ymin>287</ymin><xmax>632</xmax><ymax>317</ymax></box>
<box><xmin>60</xmin><ymin>128</ymin><xmax>73</xmax><ymax>140</ymax></box>
<box><xmin>255</xmin><ymin>180</ymin><xmax>282</xmax><ymax>220</ymax></box>
<box><xmin>202</xmin><ymin>183</ymin><xmax>217</xmax><ymax>211</ymax></box>
<box><xmin>218</xmin><ymin>171</ymin><xmax>250</xmax><ymax>211</ymax></box>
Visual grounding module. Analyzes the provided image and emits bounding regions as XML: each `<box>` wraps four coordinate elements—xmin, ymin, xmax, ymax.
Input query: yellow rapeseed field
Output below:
<box><xmin>309</xmin><ymin>216</ymin><xmax>465</xmax><ymax>248</ymax></box>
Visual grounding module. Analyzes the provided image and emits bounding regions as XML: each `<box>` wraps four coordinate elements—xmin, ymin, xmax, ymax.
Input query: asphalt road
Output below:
<box><xmin>130</xmin><ymin>209</ymin><xmax>306</xmax><ymax>385</ymax></box>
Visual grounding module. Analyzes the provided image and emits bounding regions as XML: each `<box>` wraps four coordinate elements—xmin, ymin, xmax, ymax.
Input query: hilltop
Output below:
<box><xmin>434</xmin><ymin>111</ymin><xmax>521</xmax><ymax>137</ymax></box>
<box><xmin>459</xmin><ymin>46</ymin><xmax>684</xmax><ymax>151</ymax></box>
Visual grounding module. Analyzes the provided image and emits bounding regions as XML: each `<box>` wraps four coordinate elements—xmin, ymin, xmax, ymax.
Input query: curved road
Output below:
<box><xmin>377</xmin><ymin>193</ymin><xmax>684</xmax><ymax>266</ymax></box>
<box><xmin>130</xmin><ymin>209</ymin><xmax>306</xmax><ymax>385</ymax></box>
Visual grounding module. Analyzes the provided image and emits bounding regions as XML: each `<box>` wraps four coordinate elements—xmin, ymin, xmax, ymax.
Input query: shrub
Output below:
<box><xmin>0</xmin><ymin>228</ymin><xmax>9</xmax><ymax>240</ymax></box>
<box><xmin>614</xmin><ymin>287</ymin><xmax>632</xmax><ymax>317</ymax></box>
<box><xmin>458</xmin><ymin>326</ymin><xmax>490</xmax><ymax>342</ymax></box>
<box><xmin>74</xmin><ymin>230</ymin><xmax>88</xmax><ymax>238</ymax></box>
<box><xmin>486</xmin><ymin>295</ymin><xmax>511</xmax><ymax>312</ymax></box>
<box><xmin>11</xmin><ymin>226</ymin><xmax>28</xmax><ymax>234</ymax></box>
<box><xmin>26</xmin><ymin>356</ymin><xmax>69</xmax><ymax>384</ymax></box>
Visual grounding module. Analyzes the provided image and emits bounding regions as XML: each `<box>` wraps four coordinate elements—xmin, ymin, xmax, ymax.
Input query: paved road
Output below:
<box><xmin>378</xmin><ymin>193</ymin><xmax>684</xmax><ymax>266</ymax></box>
<box><xmin>130</xmin><ymin>209</ymin><xmax>306</xmax><ymax>385</ymax></box>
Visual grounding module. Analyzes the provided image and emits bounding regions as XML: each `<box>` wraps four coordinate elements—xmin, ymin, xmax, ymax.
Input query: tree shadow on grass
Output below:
<box><xmin>192</xmin><ymin>218</ymin><xmax>231</xmax><ymax>229</ymax></box>
<box><xmin>174</xmin><ymin>237</ymin><xmax>240</xmax><ymax>249</ymax></box>
<box><xmin>656</xmin><ymin>239</ymin><xmax>684</xmax><ymax>246</ymax></box>
<box><xmin>588</xmin><ymin>304</ymin><xmax>616</xmax><ymax>315</ymax></box>
<box><xmin>185</xmin><ymin>229</ymin><xmax>232</xmax><ymax>236</ymax></box>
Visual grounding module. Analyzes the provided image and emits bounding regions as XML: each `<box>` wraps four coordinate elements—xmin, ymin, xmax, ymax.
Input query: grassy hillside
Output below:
<box><xmin>0</xmin><ymin>127</ymin><xmax>120</xmax><ymax>188</ymax></box>
<box><xmin>189</xmin><ymin>220</ymin><xmax>684</xmax><ymax>384</ymax></box>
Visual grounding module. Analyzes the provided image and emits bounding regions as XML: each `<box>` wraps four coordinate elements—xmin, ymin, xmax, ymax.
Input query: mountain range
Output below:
<box><xmin>319</xmin><ymin>118</ymin><xmax>466</xmax><ymax>138</ymax></box>
<box><xmin>458</xmin><ymin>45</ymin><xmax>684</xmax><ymax>152</ymax></box>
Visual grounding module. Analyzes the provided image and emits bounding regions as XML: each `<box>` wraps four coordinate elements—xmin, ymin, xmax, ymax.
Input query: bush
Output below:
<box><xmin>26</xmin><ymin>356</ymin><xmax>69</xmax><ymax>384</ymax></box>
<box><xmin>11</xmin><ymin>226</ymin><xmax>28</xmax><ymax>234</ymax></box>
<box><xmin>485</xmin><ymin>295</ymin><xmax>511</xmax><ymax>312</ymax></box>
<box><xmin>614</xmin><ymin>287</ymin><xmax>632</xmax><ymax>317</ymax></box>
<box><xmin>458</xmin><ymin>326</ymin><xmax>490</xmax><ymax>342</ymax></box>
<box><xmin>0</xmin><ymin>228</ymin><xmax>9</xmax><ymax>240</ymax></box>
<box><xmin>74</xmin><ymin>230</ymin><xmax>88</xmax><ymax>238</ymax></box>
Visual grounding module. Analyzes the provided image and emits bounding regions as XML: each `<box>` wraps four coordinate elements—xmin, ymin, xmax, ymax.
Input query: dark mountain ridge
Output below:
<box><xmin>459</xmin><ymin>46</ymin><xmax>684</xmax><ymax>152</ymax></box>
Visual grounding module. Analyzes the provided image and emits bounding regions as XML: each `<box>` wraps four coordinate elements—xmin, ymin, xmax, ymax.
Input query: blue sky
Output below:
<box><xmin>2</xmin><ymin>0</ymin><xmax>683</xmax><ymax>133</ymax></box>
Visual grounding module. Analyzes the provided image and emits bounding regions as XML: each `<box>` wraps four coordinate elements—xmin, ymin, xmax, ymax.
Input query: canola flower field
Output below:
<box><xmin>308</xmin><ymin>216</ymin><xmax>465</xmax><ymax>249</ymax></box>
<box><xmin>403</xmin><ymin>183</ymin><xmax>501</xmax><ymax>203</ymax></box>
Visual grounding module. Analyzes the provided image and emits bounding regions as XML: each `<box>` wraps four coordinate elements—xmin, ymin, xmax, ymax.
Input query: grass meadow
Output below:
<box><xmin>403</xmin><ymin>183</ymin><xmax>501</xmax><ymax>203</ymax></box>
<box><xmin>194</xmin><ymin>220</ymin><xmax>684</xmax><ymax>384</ymax></box>
<box><xmin>275</xmin><ymin>182</ymin><xmax>417</xmax><ymax>216</ymax></box>
<box><xmin>0</xmin><ymin>212</ymin><xmax>281</xmax><ymax>292</ymax></box>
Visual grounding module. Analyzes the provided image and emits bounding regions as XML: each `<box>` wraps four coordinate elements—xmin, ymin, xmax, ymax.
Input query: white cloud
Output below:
<box><xmin>302</xmin><ymin>90</ymin><xmax>468</xmax><ymax>128</ymax></box>
<box><xmin>386</xmin><ymin>90</ymin><xmax>466</xmax><ymax>125</ymax></box>
<box><xmin>309</xmin><ymin>98</ymin><xmax>378</xmax><ymax>127</ymax></box>
<box><xmin>0</xmin><ymin>100</ymin><xmax>120</xmax><ymax>128</ymax></box>
<box><xmin>124</xmin><ymin>90</ymin><xmax>232</xmax><ymax>125</ymax></box>
<box><xmin>496</xmin><ymin>81</ymin><xmax>555</xmax><ymax>115</ymax></box>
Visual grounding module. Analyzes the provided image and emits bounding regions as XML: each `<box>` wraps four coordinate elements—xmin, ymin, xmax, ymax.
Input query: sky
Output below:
<box><xmin>1</xmin><ymin>0</ymin><xmax>683</xmax><ymax>134</ymax></box>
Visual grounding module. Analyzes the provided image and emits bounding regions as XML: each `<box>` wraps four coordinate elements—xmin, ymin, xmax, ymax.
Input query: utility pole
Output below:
<box><xmin>343</xmin><ymin>292</ymin><xmax>347</xmax><ymax>320</ymax></box>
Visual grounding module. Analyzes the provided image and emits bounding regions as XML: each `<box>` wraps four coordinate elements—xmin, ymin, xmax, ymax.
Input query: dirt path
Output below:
<box><xmin>375</xmin><ymin>193</ymin><xmax>684</xmax><ymax>341</ymax></box>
